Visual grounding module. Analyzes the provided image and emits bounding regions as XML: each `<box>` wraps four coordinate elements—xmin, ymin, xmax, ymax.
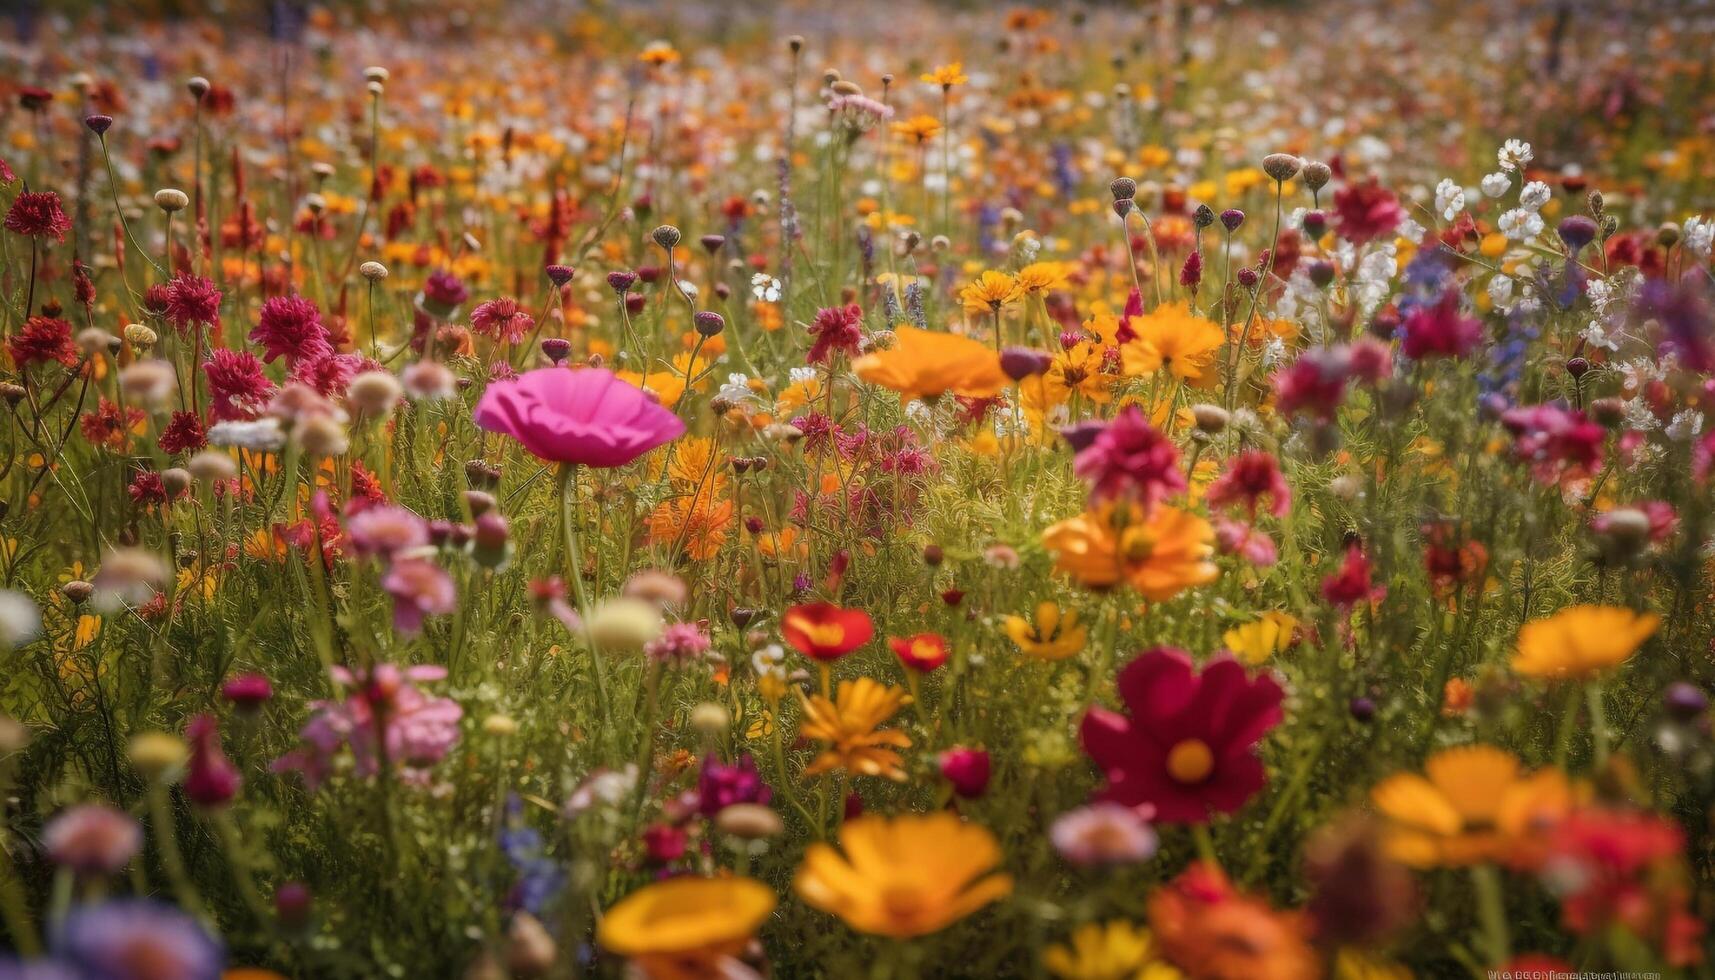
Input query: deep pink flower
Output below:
<box><xmin>382</xmin><ymin>557</ymin><xmax>457</xmax><ymax>634</ymax></box>
<box><xmin>203</xmin><ymin>348</ymin><xmax>276</xmax><ymax>421</ymax></box>
<box><xmin>806</xmin><ymin>303</ymin><xmax>864</xmax><ymax>364</ymax></box>
<box><xmin>1332</xmin><ymin>180</ymin><xmax>1402</xmax><ymax>245</ymax></box>
<box><xmin>1205</xmin><ymin>450</ymin><xmax>1291</xmax><ymax>518</ymax></box>
<box><xmin>938</xmin><ymin>746</ymin><xmax>991</xmax><ymax>798</ymax></box>
<box><xmin>1501</xmin><ymin>403</ymin><xmax>1606</xmax><ymax>484</ymax></box>
<box><xmin>1072</xmin><ymin>405</ymin><xmax>1186</xmax><ymax>508</ymax></box>
<box><xmin>4</xmin><ymin>190</ymin><xmax>71</xmax><ymax>241</ymax></box>
<box><xmin>162</xmin><ymin>273</ymin><xmax>222</xmax><ymax>332</ymax></box>
<box><xmin>473</xmin><ymin>367</ymin><xmax>685</xmax><ymax>467</ymax></box>
<box><xmin>251</xmin><ymin>294</ymin><xmax>333</xmax><ymax>364</ymax></box>
<box><xmin>290</xmin><ymin>351</ymin><xmax>364</xmax><ymax>397</ymax></box>
<box><xmin>1214</xmin><ymin>517</ymin><xmax>1279</xmax><ymax>566</ymax></box>
<box><xmin>470</xmin><ymin>296</ymin><xmax>536</xmax><ymax>343</ymax></box>
<box><xmin>222</xmin><ymin>673</ymin><xmax>274</xmax><ymax>711</ymax></box>
<box><xmin>273</xmin><ymin>664</ymin><xmax>462</xmax><ymax>790</ymax></box>
<box><xmin>182</xmin><ymin>714</ymin><xmax>240</xmax><ymax>808</ymax></box>
<box><xmin>158</xmin><ymin>410</ymin><xmax>207</xmax><ymax>454</ymax></box>
<box><xmin>1272</xmin><ymin>347</ymin><xmax>1352</xmax><ymax>420</ymax></box>
<box><xmin>422</xmin><ymin>269</ymin><xmax>469</xmax><ymax>312</ymax></box>
<box><xmin>1400</xmin><ymin>288</ymin><xmax>1483</xmax><ymax>360</ymax></box>
<box><xmin>1320</xmin><ymin>543</ymin><xmax>1375</xmax><ymax>607</ymax></box>
<box><xmin>1080</xmin><ymin>648</ymin><xmax>1283</xmax><ymax>824</ymax></box>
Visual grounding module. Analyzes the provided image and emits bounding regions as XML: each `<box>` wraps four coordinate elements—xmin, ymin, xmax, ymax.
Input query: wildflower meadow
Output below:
<box><xmin>3</xmin><ymin>0</ymin><xmax>1715</xmax><ymax>976</ymax></box>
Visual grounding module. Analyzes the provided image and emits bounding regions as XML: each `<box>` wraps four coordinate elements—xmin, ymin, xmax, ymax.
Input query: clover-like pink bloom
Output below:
<box><xmin>473</xmin><ymin>367</ymin><xmax>684</xmax><ymax>466</ymax></box>
<box><xmin>1080</xmin><ymin>648</ymin><xmax>1283</xmax><ymax>825</ymax></box>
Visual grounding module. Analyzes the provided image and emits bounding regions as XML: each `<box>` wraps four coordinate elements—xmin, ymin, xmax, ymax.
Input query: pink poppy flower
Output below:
<box><xmin>1080</xmin><ymin>648</ymin><xmax>1283</xmax><ymax>825</ymax></box>
<box><xmin>473</xmin><ymin>367</ymin><xmax>684</xmax><ymax>467</ymax></box>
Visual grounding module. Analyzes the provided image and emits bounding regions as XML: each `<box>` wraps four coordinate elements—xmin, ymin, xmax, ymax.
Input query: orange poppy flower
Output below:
<box><xmin>782</xmin><ymin>602</ymin><xmax>875</xmax><ymax>661</ymax></box>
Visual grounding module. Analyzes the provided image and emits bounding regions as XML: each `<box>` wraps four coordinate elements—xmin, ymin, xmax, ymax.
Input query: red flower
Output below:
<box><xmin>470</xmin><ymin>296</ymin><xmax>536</xmax><ymax>344</ymax></box>
<box><xmin>1204</xmin><ymin>450</ymin><xmax>1291</xmax><ymax>519</ymax></box>
<box><xmin>79</xmin><ymin>399</ymin><xmax>145</xmax><ymax>451</ymax></box>
<box><xmin>162</xmin><ymin>273</ymin><xmax>222</xmax><ymax>332</ymax></box>
<box><xmin>4</xmin><ymin>190</ymin><xmax>71</xmax><ymax>242</ymax></box>
<box><xmin>806</xmin><ymin>303</ymin><xmax>863</xmax><ymax>365</ymax></box>
<box><xmin>1080</xmin><ymin>648</ymin><xmax>1284</xmax><ymax>824</ymax></box>
<box><xmin>1332</xmin><ymin>180</ymin><xmax>1402</xmax><ymax>245</ymax></box>
<box><xmin>8</xmin><ymin>315</ymin><xmax>78</xmax><ymax>368</ymax></box>
<box><xmin>203</xmin><ymin>348</ymin><xmax>276</xmax><ymax>421</ymax></box>
<box><xmin>1320</xmin><ymin>543</ymin><xmax>1375</xmax><ymax>607</ymax></box>
<box><xmin>781</xmin><ymin>602</ymin><xmax>874</xmax><ymax>661</ymax></box>
<box><xmin>888</xmin><ymin>632</ymin><xmax>949</xmax><ymax>672</ymax></box>
<box><xmin>157</xmin><ymin>410</ymin><xmax>207</xmax><ymax>455</ymax></box>
<box><xmin>250</xmin><ymin>294</ymin><xmax>332</xmax><ymax>364</ymax></box>
<box><xmin>1399</xmin><ymin>288</ymin><xmax>1482</xmax><ymax>361</ymax></box>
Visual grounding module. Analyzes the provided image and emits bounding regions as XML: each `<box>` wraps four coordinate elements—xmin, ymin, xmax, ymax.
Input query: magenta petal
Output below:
<box><xmin>1116</xmin><ymin>648</ymin><xmax>1198</xmax><ymax>741</ymax></box>
<box><xmin>1078</xmin><ymin>707</ymin><xmax>1135</xmax><ymax>771</ymax></box>
<box><xmin>474</xmin><ymin>367</ymin><xmax>684</xmax><ymax>466</ymax></box>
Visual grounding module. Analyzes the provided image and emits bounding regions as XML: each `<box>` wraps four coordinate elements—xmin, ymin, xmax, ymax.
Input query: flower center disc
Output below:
<box><xmin>1166</xmin><ymin>738</ymin><xmax>1215</xmax><ymax>783</ymax></box>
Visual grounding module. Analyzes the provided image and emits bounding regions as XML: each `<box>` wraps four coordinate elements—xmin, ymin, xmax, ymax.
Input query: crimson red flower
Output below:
<box><xmin>162</xmin><ymin>273</ymin><xmax>222</xmax><ymax>332</ymax></box>
<box><xmin>470</xmin><ymin>296</ymin><xmax>536</xmax><ymax>344</ymax></box>
<box><xmin>1500</xmin><ymin>403</ymin><xmax>1605</xmax><ymax>484</ymax></box>
<box><xmin>1320</xmin><ymin>543</ymin><xmax>1375</xmax><ymax>607</ymax></box>
<box><xmin>1072</xmin><ymin>404</ymin><xmax>1186</xmax><ymax>508</ymax></box>
<box><xmin>1204</xmin><ymin>450</ymin><xmax>1291</xmax><ymax>519</ymax></box>
<box><xmin>80</xmin><ymin>399</ymin><xmax>145</xmax><ymax>451</ymax></box>
<box><xmin>157</xmin><ymin>410</ymin><xmax>207</xmax><ymax>455</ymax></box>
<box><xmin>8</xmin><ymin>315</ymin><xmax>78</xmax><ymax>368</ymax></box>
<box><xmin>182</xmin><ymin>714</ymin><xmax>240</xmax><ymax>808</ymax></box>
<box><xmin>806</xmin><ymin>303</ymin><xmax>863</xmax><ymax>364</ymax></box>
<box><xmin>781</xmin><ymin>602</ymin><xmax>874</xmax><ymax>661</ymax></box>
<box><xmin>1332</xmin><ymin>180</ymin><xmax>1402</xmax><ymax>245</ymax></box>
<box><xmin>938</xmin><ymin>746</ymin><xmax>991</xmax><ymax>798</ymax></box>
<box><xmin>888</xmin><ymin>632</ymin><xmax>949</xmax><ymax>672</ymax></box>
<box><xmin>1399</xmin><ymin>288</ymin><xmax>1482</xmax><ymax>361</ymax></box>
<box><xmin>251</xmin><ymin>294</ymin><xmax>332</xmax><ymax>364</ymax></box>
<box><xmin>203</xmin><ymin>348</ymin><xmax>276</xmax><ymax>421</ymax></box>
<box><xmin>1080</xmin><ymin>648</ymin><xmax>1283</xmax><ymax>824</ymax></box>
<box><xmin>4</xmin><ymin>190</ymin><xmax>71</xmax><ymax>242</ymax></box>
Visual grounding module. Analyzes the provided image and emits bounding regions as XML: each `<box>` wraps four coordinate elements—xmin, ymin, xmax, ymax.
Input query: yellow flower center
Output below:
<box><xmin>1119</xmin><ymin>526</ymin><xmax>1157</xmax><ymax>564</ymax></box>
<box><xmin>800</xmin><ymin>622</ymin><xmax>846</xmax><ymax>647</ymax></box>
<box><xmin>1166</xmin><ymin>739</ymin><xmax>1214</xmax><ymax>784</ymax></box>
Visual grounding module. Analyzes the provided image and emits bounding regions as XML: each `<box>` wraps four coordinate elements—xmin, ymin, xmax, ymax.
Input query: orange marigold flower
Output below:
<box><xmin>1120</xmin><ymin>302</ymin><xmax>1225</xmax><ymax>387</ymax></box>
<box><xmin>1513</xmin><ymin>605</ymin><xmax>1660</xmax><ymax>681</ymax></box>
<box><xmin>1369</xmin><ymin>745</ymin><xmax>1577</xmax><ymax>868</ymax></box>
<box><xmin>646</xmin><ymin>488</ymin><xmax>734</xmax><ymax>560</ymax></box>
<box><xmin>959</xmin><ymin>270</ymin><xmax>1023</xmax><ymax>316</ymax></box>
<box><xmin>920</xmin><ymin>62</ymin><xmax>969</xmax><ymax>88</ymax></box>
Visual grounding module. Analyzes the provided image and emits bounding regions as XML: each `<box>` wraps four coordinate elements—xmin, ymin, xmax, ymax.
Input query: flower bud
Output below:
<box><xmin>154</xmin><ymin>188</ymin><xmax>189</xmax><ymax>212</ymax></box>
<box><xmin>651</xmin><ymin>225</ymin><xmax>682</xmax><ymax>250</ymax></box>
<box><xmin>1300</xmin><ymin>161</ymin><xmax>1332</xmax><ymax>194</ymax></box>
<box><xmin>1262</xmin><ymin>153</ymin><xmax>1302</xmax><ymax>182</ymax></box>
<box><xmin>359</xmin><ymin>261</ymin><xmax>389</xmax><ymax>281</ymax></box>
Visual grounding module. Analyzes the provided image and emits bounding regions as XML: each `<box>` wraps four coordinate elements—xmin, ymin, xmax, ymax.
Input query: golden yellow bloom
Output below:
<box><xmin>1369</xmin><ymin>745</ymin><xmax>1575</xmax><ymax>868</ymax></box>
<box><xmin>1016</xmin><ymin>261</ymin><xmax>1071</xmax><ymax>296</ymax></box>
<box><xmin>1223</xmin><ymin>612</ymin><xmax>1300</xmax><ymax>665</ymax></box>
<box><xmin>1044</xmin><ymin>920</ymin><xmax>1184</xmax><ymax>980</ymax></box>
<box><xmin>891</xmin><ymin>114</ymin><xmax>943</xmax><ymax>145</ymax></box>
<box><xmin>1002</xmin><ymin>601</ymin><xmax>1088</xmax><ymax>661</ymax></box>
<box><xmin>638</xmin><ymin>41</ymin><xmax>681</xmax><ymax>66</ymax></box>
<box><xmin>853</xmin><ymin>325</ymin><xmax>1009</xmax><ymax>402</ymax></box>
<box><xmin>798</xmin><ymin>677</ymin><xmax>912</xmax><ymax>780</ymax></box>
<box><xmin>597</xmin><ymin>876</ymin><xmax>775</xmax><ymax>979</ymax></box>
<box><xmin>920</xmin><ymin>62</ymin><xmax>969</xmax><ymax>88</ymax></box>
<box><xmin>1041</xmin><ymin>503</ymin><xmax>1218</xmax><ymax>601</ymax></box>
<box><xmin>1513</xmin><ymin>605</ymin><xmax>1660</xmax><ymax>681</ymax></box>
<box><xmin>1120</xmin><ymin>302</ymin><xmax>1225</xmax><ymax>387</ymax></box>
<box><xmin>795</xmin><ymin>812</ymin><xmax>1012</xmax><ymax>938</ymax></box>
<box><xmin>1043</xmin><ymin>342</ymin><xmax>1117</xmax><ymax>404</ymax></box>
<box><xmin>959</xmin><ymin>270</ymin><xmax>1024</xmax><ymax>316</ymax></box>
<box><xmin>646</xmin><ymin>487</ymin><xmax>734</xmax><ymax>560</ymax></box>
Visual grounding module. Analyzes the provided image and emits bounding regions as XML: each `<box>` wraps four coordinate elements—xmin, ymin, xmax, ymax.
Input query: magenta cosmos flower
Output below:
<box><xmin>473</xmin><ymin>367</ymin><xmax>684</xmax><ymax>466</ymax></box>
<box><xmin>1080</xmin><ymin>648</ymin><xmax>1284</xmax><ymax>824</ymax></box>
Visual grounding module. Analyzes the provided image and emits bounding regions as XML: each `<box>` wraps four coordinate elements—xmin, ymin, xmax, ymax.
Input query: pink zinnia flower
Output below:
<box><xmin>1072</xmin><ymin>404</ymin><xmax>1186</xmax><ymax>508</ymax></box>
<box><xmin>473</xmin><ymin>367</ymin><xmax>685</xmax><ymax>467</ymax></box>
<box><xmin>347</xmin><ymin>504</ymin><xmax>429</xmax><ymax>557</ymax></box>
<box><xmin>470</xmin><ymin>296</ymin><xmax>536</xmax><ymax>343</ymax></box>
<box><xmin>251</xmin><ymin>294</ymin><xmax>333</xmax><ymax>364</ymax></box>
<box><xmin>1080</xmin><ymin>648</ymin><xmax>1283</xmax><ymax>824</ymax></box>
